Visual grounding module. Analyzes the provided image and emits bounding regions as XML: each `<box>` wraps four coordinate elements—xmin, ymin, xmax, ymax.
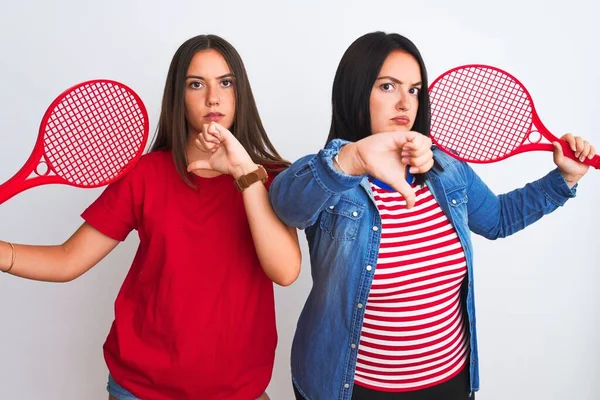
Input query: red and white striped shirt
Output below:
<box><xmin>354</xmin><ymin>181</ymin><xmax>469</xmax><ymax>392</ymax></box>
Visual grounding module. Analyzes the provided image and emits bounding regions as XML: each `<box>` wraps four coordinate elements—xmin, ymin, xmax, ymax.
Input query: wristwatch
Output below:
<box><xmin>234</xmin><ymin>165</ymin><xmax>268</xmax><ymax>191</ymax></box>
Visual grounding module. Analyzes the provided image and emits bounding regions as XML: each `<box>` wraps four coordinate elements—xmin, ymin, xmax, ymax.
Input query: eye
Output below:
<box><xmin>221</xmin><ymin>79</ymin><xmax>234</xmax><ymax>88</ymax></box>
<box><xmin>189</xmin><ymin>81</ymin><xmax>204</xmax><ymax>89</ymax></box>
<box><xmin>409</xmin><ymin>87</ymin><xmax>421</xmax><ymax>95</ymax></box>
<box><xmin>380</xmin><ymin>82</ymin><xmax>395</xmax><ymax>92</ymax></box>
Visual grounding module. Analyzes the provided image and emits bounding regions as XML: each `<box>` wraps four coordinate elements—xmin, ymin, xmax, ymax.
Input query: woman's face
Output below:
<box><xmin>369</xmin><ymin>50</ymin><xmax>422</xmax><ymax>134</ymax></box>
<box><xmin>184</xmin><ymin>49</ymin><xmax>236</xmax><ymax>134</ymax></box>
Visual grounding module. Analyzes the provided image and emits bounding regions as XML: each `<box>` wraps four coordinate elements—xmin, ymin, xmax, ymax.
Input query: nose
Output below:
<box><xmin>206</xmin><ymin>86</ymin><xmax>220</xmax><ymax>107</ymax></box>
<box><xmin>396</xmin><ymin>92</ymin><xmax>411</xmax><ymax>111</ymax></box>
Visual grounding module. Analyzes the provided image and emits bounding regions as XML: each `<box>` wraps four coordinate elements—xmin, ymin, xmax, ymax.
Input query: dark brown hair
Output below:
<box><xmin>150</xmin><ymin>34</ymin><xmax>290</xmax><ymax>187</ymax></box>
<box><xmin>326</xmin><ymin>31</ymin><xmax>431</xmax><ymax>184</ymax></box>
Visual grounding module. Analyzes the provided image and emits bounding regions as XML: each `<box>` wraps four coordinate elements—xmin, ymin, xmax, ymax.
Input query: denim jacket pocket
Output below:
<box><xmin>446</xmin><ymin>185</ymin><xmax>468</xmax><ymax>225</ymax></box>
<box><xmin>319</xmin><ymin>197</ymin><xmax>365</xmax><ymax>241</ymax></box>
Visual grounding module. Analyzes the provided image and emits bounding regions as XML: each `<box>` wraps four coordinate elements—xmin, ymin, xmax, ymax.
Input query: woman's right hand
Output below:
<box><xmin>336</xmin><ymin>131</ymin><xmax>433</xmax><ymax>208</ymax></box>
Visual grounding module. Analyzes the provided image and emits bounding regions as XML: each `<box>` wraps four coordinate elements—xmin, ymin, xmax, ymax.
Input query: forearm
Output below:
<box><xmin>0</xmin><ymin>223</ymin><xmax>119</xmax><ymax>282</ymax></box>
<box><xmin>241</xmin><ymin>182</ymin><xmax>301</xmax><ymax>286</ymax></box>
<box><xmin>468</xmin><ymin>167</ymin><xmax>576</xmax><ymax>239</ymax></box>
<box><xmin>269</xmin><ymin>141</ymin><xmax>365</xmax><ymax>229</ymax></box>
<box><xmin>1</xmin><ymin>241</ymin><xmax>77</xmax><ymax>282</ymax></box>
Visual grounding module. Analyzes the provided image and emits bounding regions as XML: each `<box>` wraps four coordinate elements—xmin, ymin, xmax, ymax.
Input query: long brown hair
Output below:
<box><xmin>150</xmin><ymin>34</ymin><xmax>290</xmax><ymax>187</ymax></box>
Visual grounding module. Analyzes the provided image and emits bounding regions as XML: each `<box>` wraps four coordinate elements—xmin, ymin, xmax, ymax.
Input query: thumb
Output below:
<box><xmin>187</xmin><ymin>159</ymin><xmax>211</xmax><ymax>173</ymax></box>
<box><xmin>389</xmin><ymin>179</ymin><xmax>417</xmax><ymax>209</ymax></box>
<box><xmin>552</xmin><ymin>141</ymin><xmax>564</xmax><ymax>163</ymax></box>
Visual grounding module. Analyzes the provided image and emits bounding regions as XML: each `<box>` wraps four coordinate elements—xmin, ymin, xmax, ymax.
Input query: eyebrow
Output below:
<box><xmin>185</xmin><ymin>73</ymin><xmax>235</xmax><ymax>80</ymax></box>
<box><xmin>376</xmin><ymin>76</ymin><xmax>422</xmax><ymax>86</ymax></box>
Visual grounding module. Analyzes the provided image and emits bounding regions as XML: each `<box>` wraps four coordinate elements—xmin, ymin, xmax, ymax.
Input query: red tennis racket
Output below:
<box><xmin>428</xmin><ymin>64</ymin><xmax>599</xmax><ymax>168</ymax></box>
<box><xmin>0</xmin><ymin>79</ymin><xmax>149</xmax><ymax>204</ymax></box>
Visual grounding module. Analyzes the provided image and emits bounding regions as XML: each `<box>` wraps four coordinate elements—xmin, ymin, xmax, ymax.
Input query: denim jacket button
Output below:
<box><xmin>351</xmin><ymin>343</ymin><xmax>356</xmax><ymax>349</ymax></box>
<box><xmin>344</xmin><ymin>383</ymin><xmax>350</xmax><ymax>389</ymax></box>
<box><xmin>357</xmin><ymin>303</ymin><xmax>363</xmax><ymax>309</ymax></box>
<box><xmin>451</xmin><ymin>199</ymin><xmax>457</xmax><ymax>205</ymax></box>
<box><xmin>352</xmin><ymin>211</ymin><xmax>358</xmax><ymax>217</ymax></box>
<box><xmin>372</xmin><ymin>226</ymin><xmax>379</xmax><ymax>231</ymax></box>
<box><xmin>329</xmin><ymin>205</ymin><xmax>335</xmax><ymax>209</ymax></box>
<box><xmin>366</xmin><ymin>265</ymin><xmax>372</xmax><ymax>271</ymax></box>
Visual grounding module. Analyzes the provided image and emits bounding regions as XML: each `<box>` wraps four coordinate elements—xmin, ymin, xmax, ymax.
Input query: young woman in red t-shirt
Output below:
<box><xmin>0</xmin><ymin>34</ymin><xmax>301</xmax><ymax>400</ymax></box>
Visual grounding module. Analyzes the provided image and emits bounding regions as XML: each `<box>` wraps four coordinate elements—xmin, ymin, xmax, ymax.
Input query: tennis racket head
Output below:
<box><xmin>429</xmin><ymin>64</ymin><xmax>543</xmax><ymax>163</ymax></box>
<box><xmin>39</xmin><ymin>79</ymin><xmax>149</xmax><ymax>187</ymax></box>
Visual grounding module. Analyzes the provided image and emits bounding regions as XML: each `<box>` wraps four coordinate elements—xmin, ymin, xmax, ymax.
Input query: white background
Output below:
<box><xmin>0</xmin><ymin>1</ymin><xmax>598</xmax><ymax>399</ymax></box>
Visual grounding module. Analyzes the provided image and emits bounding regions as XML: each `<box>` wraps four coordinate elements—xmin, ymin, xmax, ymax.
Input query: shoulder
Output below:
<box><xmin>106</xmin><ymin>149</ymin><xmax>172</xmax><ymax>192</ymax></box>
<box><xmin>123</xmin><ymin>150</ymin><xmax>172</xmax><ymax>179</ymax></box>
<box><xmin>432</xmin><ymin>146</ymin><xmax>463</xmax><ymax>169</ymax></box>
<box><xmin>430</xmin><ymin>146</ymin><xmax>472</xmax><ymax>185</ymax></box>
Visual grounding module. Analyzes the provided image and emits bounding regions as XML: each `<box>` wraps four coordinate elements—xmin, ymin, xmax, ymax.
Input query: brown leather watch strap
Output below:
<box><xmin>234</xmin><ymin>165</ymin><xmax>268</xmax><ymax>191</ymax></box>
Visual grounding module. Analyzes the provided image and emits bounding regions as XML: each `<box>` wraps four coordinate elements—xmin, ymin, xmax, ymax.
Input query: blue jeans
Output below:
<box><xmin>107</xmin><ymin>374</ymin><xmax>139</xmax><ymax>400</ymax></box>
<box><xmin>107</xmin><ymin>374</ymin><xmax>268</xmax><ymax>400</ymax></box>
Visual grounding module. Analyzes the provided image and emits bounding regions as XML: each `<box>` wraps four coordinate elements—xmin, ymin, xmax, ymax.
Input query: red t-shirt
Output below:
<box><xmin>81</xmin><ymin>150</ymin><xmax>277</xmax><ymax>400</ymax></box>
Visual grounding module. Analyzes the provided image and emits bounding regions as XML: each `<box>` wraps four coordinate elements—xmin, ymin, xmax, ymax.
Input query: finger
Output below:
<box><xmin>202</xmin><ymin>124</ymin><xmax>220</xmax><ymax>144</ymax></box>
<box><xmin>578</xmin><ymin>141</ymin><xmax>591</xmax><ymax>161</ymax></box>
<box><xmin>195</xmin><ymin>138</ymin><xmax>212</xmax><ymax>153</ymax></box>
<box><xmin>405</xmin><ymin>151</ymin><xmax>434</xmax><ymax>171</ymax></box>
<box><xmin>195</xmin><ymin>138</ymin><xmax>219</xmax><ymax>153</ymax></box>
<box><xmin>187</xmin><ymin>159</ymin><xmax>212</xmax><ymax>172</ymax></box>
<box><xmin>588</xmin><ymin>145</ymin><xmax>596</xmax><ymax>159</ymax></box>
<box><xmin>410</xmin><ymin>158</ymin><xmax>435</xmax><ymax>175</ymax></box>
<box><xmin>402</xmin><ymin>147</ymin><xmax>432</xmax><ymax>164</ymax></box>
<box><xmin>402</xmin><ymin>136</ymin><xmax>431</xmax><ymax>157</ymax></box>
<box><xmin>561</xmin><ymin>133</ymin><xmax>576</xmax><ymax>151</ymax></box>
<box><xmin>199</xmin><ymin>125</ymin><xmax>218</xmax><ymax>150</ymax></box>
<box><xmin>574</xmin><ymin>136</ymin><xmax>585</xmax><ymax>157</ymax></box>
<box><xmin>210</xmin><ymin>122</ymin><xmax>234</xmax><ymax>142</ymax></box>
<box><xmin>388</xmin><ymin>179</ymin><xmax>417</xmax><ymax>209</ymax></box>
<box><xmin>392</xmin><ymin>131</ymin><xmax>418</xmax><ymax>149</ymax></box>
<box><xmin>401</xmin><ymin>142</ymin><xmax>423</xmax><ymax>157</ymax></box>
<box><xmin>207</xmin><ymin>122</ymin><xmax>220</xmax><ymax>138</ymax></box>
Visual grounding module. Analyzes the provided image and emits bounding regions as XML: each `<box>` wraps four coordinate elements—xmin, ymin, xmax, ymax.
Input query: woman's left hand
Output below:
<box><xmin>187</xmin><ymin>122</ymin><xmax>256</xmax><ymax>178</ymax></box>
<box><xmin>553</xmin><ymin>133</ymin><xmax>596</xmax><ymax>187</ymax></box>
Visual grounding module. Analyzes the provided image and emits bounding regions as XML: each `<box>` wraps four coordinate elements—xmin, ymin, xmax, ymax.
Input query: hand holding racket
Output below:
<box><xmin>0</xmin><ymin>80</ymin><xmax>149</xmax><ymax>204</ymax></box>
<box><xmin>428</xmin><ymin>64</ymin><xmax>599</xmax><ymax>169</ymax></box>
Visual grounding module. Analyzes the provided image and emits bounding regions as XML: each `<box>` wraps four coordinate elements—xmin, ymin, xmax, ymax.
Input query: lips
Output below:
<box><xmin>392</xmin><ymin>116</ymin><xmax>410</xmax><ymax>125</ymax></box>
<box><xmin>204</xmin><ymin>112</ymin><xmax>224</xmax><ymax>122</ymax></box>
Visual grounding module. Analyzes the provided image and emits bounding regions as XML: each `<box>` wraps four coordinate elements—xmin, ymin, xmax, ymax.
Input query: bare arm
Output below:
<box><xmin>187</xmin><ymin>122</ymin><xmax>301</xmax><ymax>287</ymax></box>
<box><xmin>239</xmin><ymin>164</ymin><xmax>301</xmax><ymax>287</ymax></box>
<box><xmin>0</xmin><ymin>222</ymin><xmax>119</xmax><ymax>282</ymax></box>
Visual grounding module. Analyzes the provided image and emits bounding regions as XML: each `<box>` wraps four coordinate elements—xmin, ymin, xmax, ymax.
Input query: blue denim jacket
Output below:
<box><xmin>269</xmin><ymin>139</ymin><xmax>577</xmax><ymax>400</ymax></box>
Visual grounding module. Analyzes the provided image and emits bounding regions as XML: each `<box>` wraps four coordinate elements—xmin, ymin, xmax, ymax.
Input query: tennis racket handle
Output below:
<box><xmin>0</xmin><ymin>170</ymin><xmax>63</xmax><ymax>205</ymax></box>
<box><xmin>0</xmin><ymin>176</ymin><xmax>34</xmax><ymax>204</ymax></box>
<box><xmin>559</xmin><ymin>140</ymin><xmax>600</xmax><ymax>169</ymax></box>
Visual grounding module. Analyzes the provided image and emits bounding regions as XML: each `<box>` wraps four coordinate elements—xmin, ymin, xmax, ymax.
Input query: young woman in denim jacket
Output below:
<box><xmin>269</xmin><ymin>31</ymin><xmax>595</xmax><ymax>400</ymax></box>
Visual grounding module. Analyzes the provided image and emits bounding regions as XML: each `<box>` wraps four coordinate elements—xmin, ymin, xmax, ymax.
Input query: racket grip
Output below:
<box><xmin>559</xmin><ymin>141</ymin><xmax>600</xmax><ymax>170</ymax></box>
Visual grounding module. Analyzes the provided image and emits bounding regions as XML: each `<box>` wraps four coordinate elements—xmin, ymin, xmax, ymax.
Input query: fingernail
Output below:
<box><xmin>580</xmin><ymin>156</ymin><xmax>585</xmax><ymax>162</ymax></box>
